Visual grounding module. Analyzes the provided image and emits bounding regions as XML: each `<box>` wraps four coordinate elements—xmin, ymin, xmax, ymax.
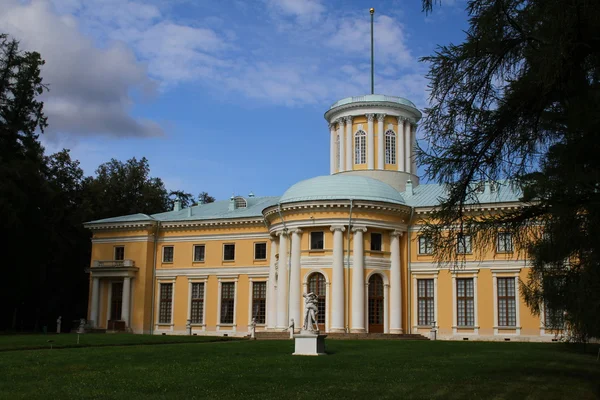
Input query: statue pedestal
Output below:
<box><xmin>293</xmin><ymin>332</ymin><xmax>327</xmax><ymax>356</ymax></box>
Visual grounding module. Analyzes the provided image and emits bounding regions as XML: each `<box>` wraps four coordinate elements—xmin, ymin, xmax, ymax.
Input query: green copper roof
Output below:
<box><xmin>328</xmin><ymin>94</ymin><xmax>417</xmax><ymax>110</ymax></box>
<box><xmin>279</xmin><ymin>175</ymin><xmax>406</xmax><ymax>205</ymax></box>
<box><xmin>401</xmin><ymin>181</ymin><xmax>523</xmax><ymax>207</ymax></box>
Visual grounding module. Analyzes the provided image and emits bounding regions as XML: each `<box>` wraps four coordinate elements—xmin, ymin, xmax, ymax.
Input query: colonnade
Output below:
<box><xmin>88</xmin><ymin>276</ymin><xmax>132</xmax><ymax>328</ymax></box>
<box><xmin>329</xmin><ymin>114</ymin><xmax>417</xmax><ymax>174</ymax></box>
<box><xmin>268</xmin><ymin>226</ymin><xmax>404</xmax><ymax>334</ymax></box>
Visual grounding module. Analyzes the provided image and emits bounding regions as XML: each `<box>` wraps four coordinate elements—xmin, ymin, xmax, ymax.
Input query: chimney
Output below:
<box><xmin>484</xmin><ymin>181</ymin><xmax>491</xmax><ymax>196</ymax></box>
<box><xmin>405</xmin><ymin>179</ymin><xmax>413</xmax><ymax>197</ymax></box>
<box><xmin>187</xmin><ymin>207</ymin><xmax>192</xmax><ymax>217</ymax></box>
<box><xmin>173</xmin><ymin>199</ymin><xmax>181</xmax><ymax>212</ymax></box>
<box><xmin>228</xmin><ymin>195</ymin><xmax>235</xmax><ymax>211</ymax></box>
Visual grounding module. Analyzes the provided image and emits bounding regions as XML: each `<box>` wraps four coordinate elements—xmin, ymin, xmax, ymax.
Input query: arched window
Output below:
<box><xmin>307</xmin><ymin>272</ymin><xmax>326</xmax><ymax>324</ymax></box>
<box><xmin>385</xmin><ymin>130</ymin><xmax>396</xmax><ymax>165</ymax></box>
<box><xmin>234</xmin><ymin>196</ymin><xmax>247</xmax><ymax>209</ymax></box>
<box><xmin>336</xmin><ymin>134</ymin><xmax>341</xmax><ymax>170</ymax></box>
<box><xmin>354</xmin><ymin>130</ymin><xmax>366</xmax><ymax>165</ymax></box>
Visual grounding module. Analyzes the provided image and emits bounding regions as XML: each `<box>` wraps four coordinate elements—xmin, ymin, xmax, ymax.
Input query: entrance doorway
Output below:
<box><xmin>368</xmin><ymin>274</ymin><xmax>384</xmax><ymax>333</ymax></box>
<box><xmin>307</xmin><ymin>272</ymin><xmax>327</xmax><ymax>331</ymax></box>
<box><xmin>110</xmin><ymin>282</ymin><xmax>123</xmax><ymax>322</ymax></box>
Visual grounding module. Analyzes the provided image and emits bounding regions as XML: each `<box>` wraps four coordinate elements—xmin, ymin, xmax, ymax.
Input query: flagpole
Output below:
<box><xmin>370</xmin><ymin>8</ymin><xmax>375</xmax><ymax>94</ymax></box>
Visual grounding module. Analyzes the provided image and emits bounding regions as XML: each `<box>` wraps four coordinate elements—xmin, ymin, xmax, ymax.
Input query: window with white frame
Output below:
<box><xmin>456</xmin><ymin>234</ymin><xmax>472</xmax><ymax>254</ymax></box>
<box><xmin>223</xmin><ymin>244</ymin><xmax>235</xmax><ymax>261</ymax></box>
<box><xmin>310</xmin><ymin>231</ymin><xmax>324</xmax><ymax>250</ymax></box>
<box><xmin>497</xmin><ymin>232</ymin><xmax>514</xmax><ymax>253</ymax></box>
<box><xmin>114</xmin><ymin>246</ymin><xmax>125</xmax><ymax>261</ymax></box>
<box><xmin>234</xmin><ymin>196</ymin><xmax>247</xmax><ymax>208</ymax></box>
<box><xmin>354</xmin><ymin>130</ymin><xmax>366</xmax><ymax>164</ymax></box>
<box><xmin>385</xmin><ymin>130</ymin><xmax>396</xmax><ymax>164</ymax></box>
<box><xmin>544</xmin><ymin>302</ymin><xmax>564</xmax><ymax>330</ymax></box>
<box><xmin>252</xmin><ymin>281</ymin><xmax>267</xmax><ymax>324</ymax></box>
<box><xmin>254</xmin><ymin>242</ymin><xmax>267</xmax><ymax>260</ymax></box>
<box><xmin>336</xmin><ymin>134</ymin><xmax>341</xmax><ymax>170</ymax></box>
<box><xmin>190</xmin><ymin>282</ymin><xmax>204</xmax><ymax>324</ymax></box>
<box><xmin>370</xmin><ymin>232</ymin><xmax>382</xmax><ymax>251</ymax></box>
<box><xmin>193</xmin><ymin>244</ymin><xmax>205</xmax><ymax>262</ymax></box>
<box><xmin>418</xmin><ymin>236</ymin><xmax>433</xmax><ymax>255</ymax></box>
<box><xmin>456</xmin><ymin>278</ymin><xmax>475</xmax><ymax>326</ymax></box>
<box><xmin>163</xmin><ymin>246</ymin><xmax>174</xmax><ymax>263</ymax></box>
<box><xmin>158</xmin><ymin>283</ymin><xmax>173</xmax><ymax>324</ymax></box>
<box><xmin>417</xmin><ymin>279</ymin><xmax>435</xmax><ymax>325</ymax></box>
<box><xmin>220</xmin><ymin>282</ymin><xmax>235</xmax><ymax>324</ymax></box>
<box><xmin>497</xmin><ymin>277</ymin><xmax>516</xmax><ymax>326</ymax></box>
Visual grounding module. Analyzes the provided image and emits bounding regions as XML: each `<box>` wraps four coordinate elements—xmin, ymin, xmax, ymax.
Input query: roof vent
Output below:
<box><xmin>187</xmin><ymin>207</ymin><xmax>192</xmax><ymax>217</ymax></box>
<box><xmin>173</xmin><ymin>199</ymin><xmax>181</xmax><ymax>212</ymax></box>
<box><xmin>228</xmin><ymin>194</ymin><xmax>235</xmax><ymax>211</ymax></box>
<box><xmin>248</xmin><ymin>191</ymin><xmax>255</xmax><ymax>198</ymax></box>
<box><xmin>405</xmin><ymin>179</ymin><xmax>413</xmax><ymax>197</ymax></box>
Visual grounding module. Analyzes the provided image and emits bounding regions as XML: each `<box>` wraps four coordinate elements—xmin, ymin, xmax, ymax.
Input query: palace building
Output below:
<box><xmin>85</xmin><ymin>94</ymin><xmax>561</xmax><ymax>341</ymax></box>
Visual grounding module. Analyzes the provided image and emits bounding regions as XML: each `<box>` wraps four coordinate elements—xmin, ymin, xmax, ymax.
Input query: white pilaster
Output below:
<box><xmin>390</xmin><ymin>230</ymin><xmax>403</xmax><ymax>334</ymax></box>
<box><xmin>366</xmin><ymin>114</ymin><xmax>375</xmax><ymax>169</ymax></box>
<box><xmin>267</xmin><ymin>236</ymin><xmax>278</xmax><ymax>329</ymax></box>
<box><xmin>329</xmin><ymin>123</ymin><xmax>335</xmax><ymax>174</ymax></box>
<box><xmin>90</xmin><ymin>277</ymin><xmax>100</xmax><ymax>327</ymax></box>
<box><xmin>351</xmin><ymin>226</ymin><xmax>367</xmax><ymax>333</ymax></box>
<box><xmin>397</xmin><ymin>117</ymin><xmax>405</xmax><ymax>172</ymax></box>
<box><xmin>345</xmin><ymin>116</ymin><xmax>353</xmax><ymax>170</ymax></box>
<box><xmin>338</xmin><ymin>118</ymin><xmax>345</xmax><ymax>172</ymax></box>
<box><xmin>404</xmin><ymin>119</ymin><xmax>412</xmax><ymax>173</ymax></box>
<box><xmin>330</xmin><ymin>225</ymin><xmax>346</xmax><ymax>333</ymax></box>
<box><xmin>452</xmin><ymin>275</ymin><xmax>457</xmax><ymax>334</ymax></box>
<box><xmin>377</xmin><ymin>114</ymin><xmax>385</xmax><ymax>169</ymax></box>
<box><xmin>276</xmin><ymin>231</ymin><xmax>289</xmax><ymax>329</ymax></box>
<box><xmin>384</xmin><ymin>283</ymin><xmax>390</xmax><ymax>334</ymax></box>
<box><xmin>289</xmin><ymin>229</ymin><xmax>303</xmax><ymax>329</ymax></box>
<box><xmin>411</xmin><ymin>123</ymin><xmax>417</xmax><ymax>174</ymax></box>
<box><xmin>122</xmin><ymin>277</ymin><xmax>131</xmax><ymax>328</ymax></box>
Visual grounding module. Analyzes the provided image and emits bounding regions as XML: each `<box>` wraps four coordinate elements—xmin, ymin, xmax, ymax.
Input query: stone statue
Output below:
<box><xmin>56</xmin><ymin>316</ymin><xmax>61</xmax><ymax>334</ymax></box>
<box><xmin>249</xmin><ymin>318</ymin><xmax>257</xmax><ymax>339</ymax></box>
<box><xmin>302</xmin><ymin>292</ymin><xmax>319</xmax><ymax>333</ymax></box>
<box><xmin>186</xmin><ymin>319</ymin><xmax>191</xmax><ymax>335</ymax></box>
<box><xmin>77</xmin><ymin>318</ymin><xmax>86</xmax><ymax>334</ymax></box>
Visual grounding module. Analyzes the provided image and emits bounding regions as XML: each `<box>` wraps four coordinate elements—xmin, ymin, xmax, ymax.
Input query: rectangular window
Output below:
<box><xmin>371</xmin><ymin>232</ymin><xmax>382</xmax><ymax>251</ymax></box>
<box><xmin>456</xmin><ymin>234</ymin><xmax>472</xmax><ymax>254</ymax></box>
<box><xmin>418</xmin><ymin>236</ymin><xmax>433</xmax><ymax>255</ymax></box>
<box><xmin>310</xmin><ymin>231</ymin><xmax>324</xmax><ymax>250</ymax></box>
<box><xmin>497</xmin><ymin>232</ymin><xmax>514</xmax><ymax>253</ymax></box>
<box><xmin>193</xmin><ymin>245</ymin><xmax>205</xmax><ymax>262</ymax></box>
<box><xmin>254</xmin><ymin>242</ymin><xmax>267</xmax><ymax>260</ymax></box>
<box><xmin>163</xmin><ymin>246</ymin><xmax>174</xmax><ymax>263</ymax></box>
<box><xmin>223</xmin><ymin>244</ymin><xmax>235</xmax><ymax>261</ymax></box>
<box><xmin>456</xmin><ymin>278</ymin><xmax>475</xmax><ymax>326</ymax></box>
<box><xmin>544</xmin><ymin>303</ymin><xmax>564</xmax><ymax>330</ymax></box>
<box><xmin>158</xmin><ymin>283</ymin><xmax>173</xmax><ymax>324</ymax></box>
<box><xmin>417</xmin><ymin>279</ymin><xmax>435</xmax><ymax>325</ymax></box>
<box><xmin>252</xmin><ymin>282</ymin><xmax>267</xmax><ymax>324</ymax></box>
<box><xmin>497</xmin><ymin>277</ymin><xmax>516</xmax><ymax>327</ymax></box>
<box><xmin>220</xmin><ymin>282</ymin><xmax>235</xmax><ymax>324</ymax></box>
<box><xmin>190</xmin><ymin>282</ymin><xmax>204</xmax><ymax>324</ymax></box>
<box><xmin>114</xmin><ymin>246</ymin><xmax>125</xmax><ymax>261</ymax></box>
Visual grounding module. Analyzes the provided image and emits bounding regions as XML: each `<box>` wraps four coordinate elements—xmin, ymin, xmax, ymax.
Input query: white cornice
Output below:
<box><xmin>269</xmin><ymin>218</ymin><xmax>408</xmax><ymax>235</ymax></box>
<box><xmin>263</xmin><ymin>200</ymin><xmax>411</xmax><ymax>220</ymax></box>
<box><xmin>85</xmin><ymin>221</ymin><xmax>156</xmax><ymax>230</ymax></box>
<box><xmin>300</xmin><ymin>255</ymin><xmax>391</xmax><ymax>269</ymax></box>
<box><xmin>92</xmin><ymin>235</ymin><xmax>153</xmax><ymax>244</ymax></box>
<box><xmin>159</xmin><ymin>232</ymin><xmax>271</xmax><ymax>243</ymax></box>
<box><xmin>160</xmin><ymin>218</ymin><xmax>264</xmax><ymax>229</ymax></box>
<box><xmin>413</xmin><ymin>202</ymin><xmax>524</xmax><ymax>215</ymax></box>
<box><xmin>411</xmin><ymin>260</ymin><xmax>528</xmax><ymax>271</ymax></box>
<box><xmin>156</xmin><ymin>266</ymin><xmax>269</xmax><ymax>276</ymax></box>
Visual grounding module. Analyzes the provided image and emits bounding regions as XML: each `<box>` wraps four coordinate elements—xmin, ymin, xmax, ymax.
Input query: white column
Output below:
<box><xmin>330</xmin><ymin>225</ymin><xmax>346</xmax><ymax>333</ymax></box>
<box><xmin>345</xmin><ymin>116</ymin><xmax>353</xmax><ymax>170</ymax></box>
<box><xmin>351</xmin><ymin>226</ymin><xmax>367</xmax><ymax>333</ymax></box>
<box><xmin>276</xmin><ymin>231</ymin><xmax>289</xmax><ymax>329</ymax></box>
<box><xmin>338</xmin><ymin>118</ymin><xmax>345</xmax><ymax>172</ymax></box>
<box><xmin>289</xmin><ymin>229</ymin><xmax>303</xmax><ymax>329</ymax></box>
<box><xmin>90</xmin><ymin>277</ymin><xmax>100</xmax><ymax>327</ymax></box>
<box><xmin>404</xmin><ymin>119</ymin><xmax>412</xmax><ymax>173</ymax></box>
<box><xmin>329</xmin><ymin>123</ymin><xmax>336</xmax><ymax>174</ymax></box>
<box><xmin>377</xmin><ymin>114</ymin><xmax>385</xmax><ymax>169</ymax></box>
<box><xmin>411</xmin><ymin>123</ymin><xmax>417</xmax><ymax>174</ymax></box>
<box><xmin>397</xmin><ymin>117</ymin><xmax>405</xmax><ymax>172</ymax></box>
<box><xmin>390</xmin><ymin>230</ymin><xmax>403</xmax><ymax>334</ymax></box>
<box><xmin>267</xmin><ymin>236</ymin><xmax>278</xmax><ymax>329</ymax></box>
<box><xmin>366</xmin><ymin>114</ymin><xmax>375</xmax><ymax>169</ymax></box>
<box><xmin>122</xmin><ymin>277</ymin><xmax>131</xmax><ymax>328</ymax></box>
<box><xmin>384</xmin><ymin>284</ymin><xmax>390</xmax><ymax>333</ymax></box>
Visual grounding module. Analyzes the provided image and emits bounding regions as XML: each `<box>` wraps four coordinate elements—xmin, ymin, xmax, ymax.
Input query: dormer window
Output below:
<box><xmin>234</xmin><ymin>196</ymin><xmax>247</xmax><ymax>209</ymax></box>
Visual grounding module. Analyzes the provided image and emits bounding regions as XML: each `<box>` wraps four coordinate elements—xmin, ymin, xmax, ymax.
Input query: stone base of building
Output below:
<box><xmin>293</xmin><ymin>333</ymin><xmax>327</xmax><ymax>356</ymax></box>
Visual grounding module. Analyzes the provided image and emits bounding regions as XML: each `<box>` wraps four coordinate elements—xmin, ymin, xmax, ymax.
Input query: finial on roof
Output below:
<box><xmin>173</xmin><ymin>199</ymin><xmax>181</xmax><ymax>212</ymax></box>
<box><xmin>248</xmin><ymin>191</ymin><xmax>255</xmax><ymax>197</ymax></box>
<box><xmin>405</xmin><ymin>179</ymin><xmax>413</xmax><ymax>197</ymax></box>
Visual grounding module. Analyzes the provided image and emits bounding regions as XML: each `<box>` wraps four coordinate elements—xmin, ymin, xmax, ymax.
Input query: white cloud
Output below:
<box><xmin>0</xmin><ymin>0</ymin><xmax>163</xmax><ymax>138</ymax></box>
<box><xmin>265</xmin><ymin>0</ymin><xmax>325</xmax><ymax>22</ymax></box>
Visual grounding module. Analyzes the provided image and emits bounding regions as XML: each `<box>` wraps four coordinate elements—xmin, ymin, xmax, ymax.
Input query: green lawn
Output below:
<box><xmin>0</xmin><ymin>338</ymin><xmax>598</xmax><ymax>399</ymax></box>
<box><xmin>0</xmin><ymin>333</ymin><xmax>238</xmax><ymax>351</ymax></box>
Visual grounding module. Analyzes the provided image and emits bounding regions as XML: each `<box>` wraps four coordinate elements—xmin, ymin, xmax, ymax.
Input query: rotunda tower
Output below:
<box><xmin>324</xmin><ymin>94</ymin><xmax>421</xmax><ymax>192</ymax></box>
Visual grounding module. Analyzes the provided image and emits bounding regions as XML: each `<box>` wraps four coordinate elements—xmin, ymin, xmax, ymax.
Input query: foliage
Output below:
<box><xmin>417</xmin><ymin>0</ymin><xmax>600</xmax><ymax>340</ymax></box>
<box><xmin>198</xmin><ymin>191</ymin><xmax>215</xmax><ymax>204</ymax></box>
<box><xmin>169</xmin><ymin>190</ymin><xmax>195</xmax><ymax>209</ymax></box>
<box><xmin>1</xmin><ymin>340</ymin><xmax>599</xmax><ymax>399</ymax></box>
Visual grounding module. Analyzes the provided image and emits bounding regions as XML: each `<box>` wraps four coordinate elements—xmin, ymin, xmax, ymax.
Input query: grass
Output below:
<box><xmin>0</xmin><ymin>338</ymin><xmax>598</xmax><ymax>399</ymax></box>
<box><xmin>0</xmin><ymin>333</ymin><xmax>238</xmax><ymax>351</ymax></box>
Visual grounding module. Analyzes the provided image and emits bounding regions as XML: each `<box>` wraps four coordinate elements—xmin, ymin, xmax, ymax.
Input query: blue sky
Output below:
<box><xmin>1</xmin><ymin>0</ymin><xmax>469</xmax><ymax>200</ymax></box>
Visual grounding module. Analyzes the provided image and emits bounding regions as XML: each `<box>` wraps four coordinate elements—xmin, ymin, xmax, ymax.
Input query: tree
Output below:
<box><xmin>169</xmin><ymin>190</ymin><xmax>195</xmax><ymax>209</ymax></box>
<box><xmin>418</xmin><ymin>0</ymin><xmax>600</xmax><ymax>340</ymax></box>
<box><xmin>198</xmin><ymin>191</ymin><xmax>215</xmax><ymax>204</ymax></box>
